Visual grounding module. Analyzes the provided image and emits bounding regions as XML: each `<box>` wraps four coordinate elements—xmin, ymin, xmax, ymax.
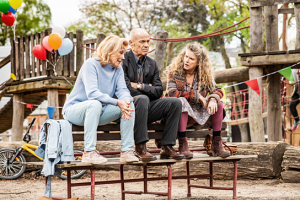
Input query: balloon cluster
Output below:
<box><xmin>32</xmin><ymin>25</ymin><xmax>74</xmax><ymax>61</ymax></box>
<box><xmin>0</xmin><ymin>0</ymin><xmax>22</xmax><ymax>26</ymax></box>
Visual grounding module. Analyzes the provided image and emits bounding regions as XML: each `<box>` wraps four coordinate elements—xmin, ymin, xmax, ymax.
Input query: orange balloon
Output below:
<box><xmin>48</xmin><ymin>33</ymin><xmax>62</xmax><ymax>50</ymax></box>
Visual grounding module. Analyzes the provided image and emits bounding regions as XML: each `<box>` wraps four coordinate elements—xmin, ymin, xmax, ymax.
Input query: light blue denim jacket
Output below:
<box><xmin>35</xmin><ymin>119</ymin><xmax>74</xmax><ymax>198</ymax></box>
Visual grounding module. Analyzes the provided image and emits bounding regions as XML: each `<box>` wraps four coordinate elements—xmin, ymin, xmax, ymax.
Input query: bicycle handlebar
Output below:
<box><xmin>25</xmin><ymin>118</ymin><xmax>36</xmax><ymax>135</ymax></box>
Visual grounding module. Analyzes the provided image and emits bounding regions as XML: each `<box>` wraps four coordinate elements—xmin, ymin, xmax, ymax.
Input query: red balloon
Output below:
<box><xmin>1</xmin><ymin>11</ymin><xmax>15</xmax><ymax>27</ymax></box>
<box><xmin>32</xmin><ymin>45</ymin><xmax>47</xmax><ymax>60</ymax></box>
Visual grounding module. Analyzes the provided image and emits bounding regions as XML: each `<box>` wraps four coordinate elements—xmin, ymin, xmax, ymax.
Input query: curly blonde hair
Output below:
<box><xmin>92</xmin><ymin>35</ymin><xmax>128</xmax><ymax>67</ymax></box>
<box><xmin>169</xmin><ymin>43</ymin><xmax>215</xmax><ymax>91</ymax></box>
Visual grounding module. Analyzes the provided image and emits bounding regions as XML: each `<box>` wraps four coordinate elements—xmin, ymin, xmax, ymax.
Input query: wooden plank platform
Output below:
<box><xmin>239</xmin><ymin>52</ymin><xmax>300</xmax><ymax>67</ymax></box>
<box><xmin>20</xmin><ymin>154</ymin><xmax>257</xmax><ymax>168</ymax></box>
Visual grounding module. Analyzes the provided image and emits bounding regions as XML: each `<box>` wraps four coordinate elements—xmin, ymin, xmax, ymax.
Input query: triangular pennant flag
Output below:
<box><xmin>245</xmin><ymin>79</ymin><xmax>260</xmax><ymax>96</ymax></box>
<box><xmin>279</xmin><ymin>67</ymin><xmax>294</xmax><ymax>83</ymax></box>
<box><xmin>222</xmin><ymin>88</ymin><xmax>226</xmax><ymax>102</ymax></box>
<box><xmin>10</xmin><ymin>73</ymin><xmax>16</xmax><ymax>81</ymax></box>
<box><xmin>70</xmin><ymin>86</ymin><xmax>74</xmax><ymax>93</ymax></box>
<box><xmin>26</xmin><ymin>104</ymin><xmax>33</xmax><ymax>112</ymax></box>
<box><xmin>47</xmin><ymin>106</ymin><xmax>55</xmax><ymax>119</ymax></box>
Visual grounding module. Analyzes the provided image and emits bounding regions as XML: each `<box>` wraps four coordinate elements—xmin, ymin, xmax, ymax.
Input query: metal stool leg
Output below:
<box><xmin>143</xmin><ymin>164</ymin><xmax>148</xmax><ymax>193</ymax></box>
<box><xmin>91</xmin><ymin>168</ymin><xmax>95</xmax><ymax>200</ymax></box>
<box><xmin>167</xmin><ymin>164</ymin><xmax>172</xmax><ymax>200</ymax></box>
<box><xmin>67</xmin><ymin>168</ymin><xmax>71</xmax><ymax>198</ymax></box>
<box><xmin>120</xmin><ymin>164</ymin><xmax>125</xmax><ymax>200</ymax></box>
<box><xmin>186</xmin><ymin>161</ymin><xmax>191</xmax><ymax>197</ymax></box>
<box><xmin>233</xmin><ymin>161</ymin><xmax>237</xmax><ymax>200</ymax></box>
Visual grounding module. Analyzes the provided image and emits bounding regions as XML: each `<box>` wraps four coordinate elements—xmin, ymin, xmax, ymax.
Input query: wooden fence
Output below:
<box><xmin>9</xmin><ymin>29</ymin><xmax>169</xmax><ymax>82</ymax></box>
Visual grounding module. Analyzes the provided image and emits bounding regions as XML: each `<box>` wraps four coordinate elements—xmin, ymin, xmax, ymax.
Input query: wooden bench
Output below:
<box><xmin>20</xmin><ymin>122</ymin><xmax>257</xmax><ymax>200</ymax></box>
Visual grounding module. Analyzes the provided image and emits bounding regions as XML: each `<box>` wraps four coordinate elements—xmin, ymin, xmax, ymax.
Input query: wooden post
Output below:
<box><xmin>295</xmin><ymin>3</ymin><xmax>300</xmax><ymax>49</ymax></box>
<box><xmin>248</xmin><ymin>7</ymin><xmax>265</xmax><ymax>142</ymax></box>
<box><xmin>167</xmin><ymin>42</ymin><xmax>174</xmax><ymax>66</ymax></box>
<box><xmin>69</xmin><ymin>32</ymin><xmax>75</xmax><ymax>77</ymax></box>
<box><xmin>76</xmin><ymin>29</ymin><xmax>84</xmax><ymax>74</ymax></box>
<box><xmin>15</xmin><ymin>37</ymin><xmax>20</xmax><ymax>80</ymax></box>
<box><xmin>47</xmin><ymin>89</ymin><xmax>59</xmax><ymax>120</ymax></box>
<box><xmin>282</xmin><ymin>4</ymin><xmax>289</xmax><ymax>51</ymax></box>
<box><xmin>45</xmin><ymin>28</ymin><xmax>53</xmax><ymax>76</ymax></box>
<box><xmin>12</xmin><ymin>94</ymin><xmax>24</xmax><ymax>141</ymax></box>
<box><xmin>265</xmin><ymin>5</ymin><xmax>282</xmax><ymax>141</ymax></box>
<box><xmin>59</xmin><ymin>94</ymin><xmax>66</xmax><ymax>119</ymax></box>
<box><xmin>96</xmin><ymin>33</ymin><xmax>106</xmax><ymax>47</ymax></box>
<box><xmin>10</xmin><ymin>38</ymin><xmax>15</xmax><ymax>77</ymax></box>
<box><xmin>154</xmin><ymin>31</ymin><xmax>168</xmax><ymax>78</ymax></box>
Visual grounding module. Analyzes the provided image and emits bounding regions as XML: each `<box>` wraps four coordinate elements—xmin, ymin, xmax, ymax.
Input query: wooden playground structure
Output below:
<box><xmin>0</xmin><ymin>0</ymin><xmax>300</xmax><ymax>146</ymax></box>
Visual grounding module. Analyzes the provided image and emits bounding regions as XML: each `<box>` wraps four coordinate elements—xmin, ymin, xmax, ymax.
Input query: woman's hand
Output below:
<box><xmin>117</xmin><ymin>99</ymin><xmax>134</xmax><ymax>120</ymax></box>
<box><xmin>207</xmin><ymin>99</ymin><xmax>218</xmax><ymax>115</ymax></box>
<box><xmin>199</xmin><ymin>95</ymin><xmax>207</xmax><ymax>108</ymax></box>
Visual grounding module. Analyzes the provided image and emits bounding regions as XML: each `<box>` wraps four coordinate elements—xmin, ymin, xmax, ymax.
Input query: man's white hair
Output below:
<box><xmin>129</xmin><ymin>28</ymin><xmax>149</xmax><ymax>41</ymax></box>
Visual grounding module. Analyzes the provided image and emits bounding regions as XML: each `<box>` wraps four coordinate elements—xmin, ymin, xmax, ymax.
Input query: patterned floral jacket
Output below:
<box><xmin>165</xmin><ymin>70</ymin><xmax>223</xmax><ymax>105</ymax></box>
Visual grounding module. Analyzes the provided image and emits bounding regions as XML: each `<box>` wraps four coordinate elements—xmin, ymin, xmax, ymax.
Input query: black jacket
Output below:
<box><xmin>122</xmin><ymin>50</ymin><xmax>163</xmax><ymax>101</ymax></box>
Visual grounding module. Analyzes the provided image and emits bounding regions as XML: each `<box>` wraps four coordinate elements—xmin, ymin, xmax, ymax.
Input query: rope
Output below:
<box><xmin>151</xmin><ymin>17</ymin><xmax>250</xmax><ymax>42</ymax></box>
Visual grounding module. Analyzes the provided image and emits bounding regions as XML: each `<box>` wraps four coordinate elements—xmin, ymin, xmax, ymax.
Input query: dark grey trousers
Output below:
<box><xmin>133</xmin><ymin>95</ymin><xmax>182</xmax><ymax>146</ymax></box>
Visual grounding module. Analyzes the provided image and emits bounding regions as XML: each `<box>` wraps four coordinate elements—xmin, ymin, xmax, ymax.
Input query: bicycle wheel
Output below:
<box><xmin>0</xmin><ymin>148</ymin><xmax>26</xmax><ymax>180</ymax></box>
<box><xmin>58</xmin><ymin>150</ymin><xmax>87</xmax><ymax>180</ymax></box>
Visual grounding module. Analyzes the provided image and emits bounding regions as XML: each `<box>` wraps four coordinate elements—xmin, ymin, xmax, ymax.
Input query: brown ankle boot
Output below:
<box><xmin>178</xmin><ymin>137</ymin><xmax>193</xmax><ymax>159</ymax></box>
<box><xmin>135</xmin><ymin>143</ymin><xmax>157</xmax><ymax>161</ymax></box>
<box><xmin>160</xmin><ymin>146</ymin><xmax>184</xmax><ymax>160</ymax></box>
<box><xmin>155</xmin><ymin>139</ymin><xmax>161</xmax><ymax>148</ymax></box>
<box><xmin>211</xmin><ymin>136</ymin><xmax>230</xmax><ymax>158</ymax></box>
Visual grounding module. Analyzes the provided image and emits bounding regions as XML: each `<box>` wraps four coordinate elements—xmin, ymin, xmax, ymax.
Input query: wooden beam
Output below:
<box><xmin>83</xmin><ymin>38</ymin><xmax>97</xmax><ymax>45</ymax></box>
<box><xmin>295</xmin><ymin>3</ymin><xmax>300</xmax><ymax>50</ymax></box>
<box><xmin>76</xmin><ymin>29</ymin><xmax>84</xmax><ymax>74</ymax></box>
<box><xmin>214</xmin><ymin>67</ymin><xmax>249</xmax><ymax>83</ymax></box>
<box><xmin>250</xmin><ymin>0</ymin><xmax>300</xmax><ymax>7</ymax></box>
<box><xmin>96</xmin><ymin>33</ymin><xmax>106</xmax><ymax>47</ymax></box>
<box><xmin>265</xmin><ymin>5</ymin><xmax>282</xmax><ymax>141</ymax></box>
<box><xmin>249</xmin><ymin>7</ymin><xmax>265</xmax><ymax>142</ymax></box>
<box><xmin>0</xmin><ymin>55</ymin><xmax>10</xmax><ymax>69</ymax></box>
<box><xmin>154</xmin><ymin>31</ymin><xmax>168</xmax><ymax>78</ymax></box>
<box><xmin>12</xmin><ymin>94</ymin><xmax>24</xmax><ymax>141</ymax></box>
<box><xmin>241</xmin><ymin>53</ymin><xmax>300</xmax><ymax>66</ymax></box>
<box><xmin>47</xmin><ymin>89</ymin><xmax>59</xmax><ymax>120</ymax></box>
<box><xmin>279</xmin><ymin>8</ymin><xmax>295</xmax><ymax>14</ymax></box>
<box><xmin>227</xmin><ymin>112</ymin><xmax>268</xmax><ymax>126</ymax></box>
<box><xmin>6</xmin><ymin>78</ymin><xmax>73</xmax><ymax>94</ymax></box>
<box><xmin>59</xmin><ymin>94</ymin><xmax>66</xmax><ymax>119</ymax></box>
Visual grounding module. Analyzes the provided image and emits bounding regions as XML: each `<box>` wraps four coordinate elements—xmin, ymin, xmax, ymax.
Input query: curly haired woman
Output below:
<box><xmin>165</xmin><ymin>43</ymin><xmax>230</xmax><ymax>158</ymax></box>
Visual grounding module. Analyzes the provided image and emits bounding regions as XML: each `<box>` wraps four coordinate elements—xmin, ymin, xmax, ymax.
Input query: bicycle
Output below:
<box><xmin>0</xmin><ymin>118</ymin><xmax>87</xmax><ymax>180</ymax></box>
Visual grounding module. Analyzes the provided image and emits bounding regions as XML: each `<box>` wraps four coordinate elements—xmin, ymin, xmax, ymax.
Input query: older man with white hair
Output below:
<box><xmin>122</xmin><ymin>28</ymin><xmax>185</xmax><ymax>161</ymax></box>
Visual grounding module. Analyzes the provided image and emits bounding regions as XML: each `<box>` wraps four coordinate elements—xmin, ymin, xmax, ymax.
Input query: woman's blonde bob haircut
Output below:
<box><xmin>92</xmin><ymin>35</ymin><xmax>128</xmax><ymax>66</ymax></box>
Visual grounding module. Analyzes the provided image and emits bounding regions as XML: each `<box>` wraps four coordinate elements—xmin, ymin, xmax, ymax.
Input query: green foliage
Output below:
<box><xmin>0</xmin><ymin>0</ymin><xmax>51</xmax><ymax>45</ymax></box>
<box><xmin>203</xmin><ymin>0</ymin><xmax>250</xmax><ymax>53</ymax></box>
<box><xmin>68</xmin><ymin>0</ymin><xmax>161</xmax><ymax>39</ymax></box>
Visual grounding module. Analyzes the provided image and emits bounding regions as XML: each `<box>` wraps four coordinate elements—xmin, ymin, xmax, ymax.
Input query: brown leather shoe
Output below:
<box><xmin>211</xmin><ymin>136</ymin><xmax>230</xmax><ymax>158</ymax></box>
<box><xmin>135</xmin><ymin>143</ymin><xmax>157</xmax><ymax>161</ymax></box>
<box><xmin>155</xmin><ymin>139</ymin><xmax>161</xmax><ymax>148</ymax></box>
<box><xmin>178</xmin><ymin>137</ymin><xmax>193</xmax><ymax>159</ymax></box>
<box><xmin>160</xmin><ymin>146</ymin><xmax>184</xmax><ymax>160</ymax></box>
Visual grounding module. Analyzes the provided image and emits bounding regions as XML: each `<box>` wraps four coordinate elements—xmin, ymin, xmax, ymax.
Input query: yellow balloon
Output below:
<box><xmin>9</xmin><ymin>0</ymin><xmax>23</xmax><ymax>10</ymax></box>
<box><xmin>48</xmin><ymin>33</ymin><xmax>63</xmax><ymax>50</ymax></box>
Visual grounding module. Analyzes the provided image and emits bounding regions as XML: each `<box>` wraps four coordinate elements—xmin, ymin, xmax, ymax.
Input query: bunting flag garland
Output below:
<box><xmin>279</xmin><ymin>67</ymin><xmax>294</xmax><ymax>83</ymax></box>
<box><xmin>222</xmin><ymin>88</ymin><xmax>226</xmax><ymax>101</ymax></box>
<box><xmin>10</xmin><ymin>73</ymin><xmax>16</xmax><ymax>81</ymax></box>
<box><xmin>70</xmin><ymin>85</ymin><xmax>74</xmax><ymax>93</ymax></box>
<box><xmin>26</xmin><ymin>104</ymin><xmax>33</xmax><ymax>111</ymax></box>
<box><xmin>47</xmin><ymin>106</ymin><xmax>55</xmax><ymax>119</ymax></box>
<box><xmin>245</xmin><ymin>79</ymin><xmax>260</xmax><ymax>96</ymax></box>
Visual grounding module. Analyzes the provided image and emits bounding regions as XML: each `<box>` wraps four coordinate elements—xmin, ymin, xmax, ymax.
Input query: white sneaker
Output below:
<box><xmin>82</xmin><ymin>150</ymin><xmax>107</xmax><ymax>164</ymax></box>
<box><xmin>120</xmin><ymin>150</ymin><xmax>139</xmax><ymax>162</ymax></box>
